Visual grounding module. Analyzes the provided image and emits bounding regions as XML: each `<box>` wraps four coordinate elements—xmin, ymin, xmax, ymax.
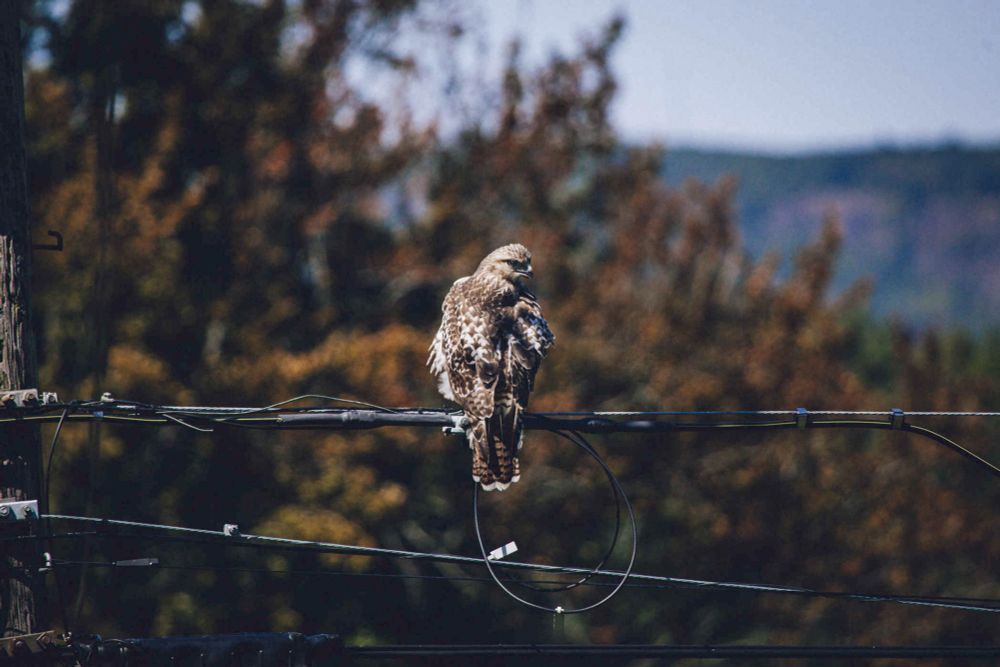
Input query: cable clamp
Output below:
<box><xmin>0</xmin><ymin>499</ymin><xmax>38</xmax><ymax>522</ymax></box>
<box><xmin>0</xmin><ymin>389</ymin><xmax>59</xmax><ymax>408</ymax></box>
<box><xmin>223</xmin><ymin>523</ymin><xmax>242</xmax><ymax>537</ymax></box>
<box><xmin>443</xmin><ymin>414</ymin><xmax>468</xmax><ymax>436</ymax></box>
<box><xmin>487</xmin><ymin>541</ymin><xmax>518</xmax><ymax>561</ymax></box>
<box><xmin>0</xmin><ymin>631</ymin><xmax>65</xmax><ymax>657</ymax></box>
<box><xmin>891</xmin><ymin>408</ymin><xmax>905</xmax><ymax>430</ymax></box>
<box><xmin>113</xmin><ymin>557</ymin><xmax>159</xmax><ymax>567</ymax></box>
<box><xmin>796</xmin><ymin>407</ymin><xmax>809</xmax><ymax>429</ymax></box>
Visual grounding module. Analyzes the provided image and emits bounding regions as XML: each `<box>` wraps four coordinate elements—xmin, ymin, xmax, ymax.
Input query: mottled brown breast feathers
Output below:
<box><xmin>428</xmin><ymin>248</ymin><xmax>554</xmax><ymax>490</ymax></box>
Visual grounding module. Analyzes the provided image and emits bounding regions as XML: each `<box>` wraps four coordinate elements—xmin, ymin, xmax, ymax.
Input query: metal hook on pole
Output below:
<box><xmin>31</xmin><ymin>230</ymin><xmax>63</xmax><ymax>252</ymax></box>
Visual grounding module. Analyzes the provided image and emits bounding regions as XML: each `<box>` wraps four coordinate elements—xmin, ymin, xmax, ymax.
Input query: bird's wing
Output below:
<box><xmin>441</xmin><ymin>280</ymin><xmax>499</xmax><ymax>419</ymax></box>
<box><xmin>510</xmin><ymin>290</ymin><xmax>555</xmax><ymax>404</ymax></box>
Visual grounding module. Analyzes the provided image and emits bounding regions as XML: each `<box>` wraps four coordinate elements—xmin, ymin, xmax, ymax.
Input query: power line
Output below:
<box><xmin>54</xmin><ymin>634</ymin><xmax>1000</xmax><ymax>663</ymax></box>
<box><xmin>23</xmin><ymin>396</ymin><xmax>1000</xmax><ymax>628</ymax></box>
<box><xmin>41</xmin><ymin>514</ymin><xmax>1000</xmax><ymax>614</ymax></box>
<box><xmin>12</xmin><ymin>400</ymin><xmax>1000</xmax><ymax>422</ymax></box>
<box><xmin>10</xmin><ymin>399</ymin><xmax>1000</xmax><ymax>478</ymax></box>
<box><xmin>35</xmin><ymin>531</ymin><xmax>1000</xmax><ymax>605</ymax></box>
<box><xmin>345</xmin><ymin>644</ymin><xmax>1000</xmax><ymax>660</ymax></box>
<box><xmin>47</xmin><ymin>556</ymin><xmax>1000</xmax><ymax>610</ymax></box>
<box><xmin>51</xmin><ymin>558</ymin><xmax>700</xmax><ymax>594</ymax></box>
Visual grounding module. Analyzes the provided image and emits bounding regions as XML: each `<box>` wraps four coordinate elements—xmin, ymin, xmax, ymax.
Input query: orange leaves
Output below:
<box><xmin>23</xmin><ymin>0</ymin><xmax>1000</xmax><ymax>645</ymax></box>
<box><xmin>267</xmin><ymin>324</ymin><xmax>429</xmax><ymax>403</ymax></box>
<box><xmin>257</xmin><ymin>505</ymin><xmax>378</xmax><ymax>571</ymax></box>
<box><xmin>106</xmin><ymin>344</ymin><xmax>193</xmax><ymax>404</ymax></box>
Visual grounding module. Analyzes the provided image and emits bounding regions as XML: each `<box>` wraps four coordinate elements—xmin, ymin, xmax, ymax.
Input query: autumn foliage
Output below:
<box><xmin>22</xmin><ymin>0</ymin><xmax>999</xmax><ymax>652</ymax></box>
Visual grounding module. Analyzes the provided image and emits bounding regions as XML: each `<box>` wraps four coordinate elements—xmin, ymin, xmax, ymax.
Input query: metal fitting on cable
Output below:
<box><xmin>443</xmin><ymin>414</ymin><xmax>468</xmax><ymax>436</ymax></box>
<box><xmin>796</xmin><ymin>407</ymin><xmax>809</xmax><ymax>429</ymax></box>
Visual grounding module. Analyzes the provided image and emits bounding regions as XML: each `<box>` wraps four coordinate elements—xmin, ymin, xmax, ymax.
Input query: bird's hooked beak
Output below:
<box><xmin>515</xmin><ymin>264</ymin><xmax>533</xmax><ymax>279</ymax></box>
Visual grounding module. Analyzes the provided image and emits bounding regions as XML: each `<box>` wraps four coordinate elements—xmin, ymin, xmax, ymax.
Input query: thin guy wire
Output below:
<box><xmin>472</xmin><ymin>429</ymin><xmax>637</xmax><ymax>613</ymax></box>
<box><xmin>502</xmin><ymin>428</ymin><xmax>625</xmax><ymax>594</ymax></box>
<box><xmin>50</xmin><ymin>558</ymin><xmax>641</xmax><ymax>590</ymax></box>
<box><xmin>42</xmin><ymin>407</ymin><xmax>72</xmax><ymax>635</ymax></box>
<box><xmin>44</xmin><ymin>407</ymin><xmax>69</xmax><ymax>515</ymax></box>
<box><xmin>174</xmin><ymin>394</ymin><xmax>402</xmax><ymax>417</ymax></box>
<box><xmin>41</xmin><ymin>514</ymin><xmax>1000</xmax><ymax>614</ymax></box>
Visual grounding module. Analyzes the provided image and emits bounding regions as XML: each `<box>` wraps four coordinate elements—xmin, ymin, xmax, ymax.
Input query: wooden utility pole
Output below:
<box><xmin>0</xmin><ymin>0</ymin><xmax>46</xmax><ymax>636</ymax></box>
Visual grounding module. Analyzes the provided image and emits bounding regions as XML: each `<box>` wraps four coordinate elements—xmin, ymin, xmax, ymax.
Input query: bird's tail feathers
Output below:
<box><xmin>469</xmin><ymin>415</ymin><xmax>520</xmax><ymax>491</ymax></box>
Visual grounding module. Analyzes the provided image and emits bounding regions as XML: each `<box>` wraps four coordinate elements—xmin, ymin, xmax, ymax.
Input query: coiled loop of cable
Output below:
<box><xmin>473</xmin><ymin>430</ymin><xmax>637</xmax><ymax>614</ymax></box>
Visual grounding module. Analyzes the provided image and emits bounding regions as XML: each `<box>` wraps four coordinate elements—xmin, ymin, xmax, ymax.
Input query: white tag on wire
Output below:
<box><xmin>488</xmin><ymin>541</ymin><xmax>518</xmax><ymax>561</ymax></box>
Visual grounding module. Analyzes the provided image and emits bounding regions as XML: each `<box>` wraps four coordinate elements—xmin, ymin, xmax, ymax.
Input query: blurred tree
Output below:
<box><xmin>28</xmin><ymin>0</ymin><xmax>448</xmax><ymax>638</ymax></box>
<box><xmin>22</xmin><ymin>0</ymin><xmax>999</xmax><ymax>653</ymax></box>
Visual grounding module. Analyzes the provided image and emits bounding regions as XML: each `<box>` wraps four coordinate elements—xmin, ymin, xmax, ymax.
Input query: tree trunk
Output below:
<box><xmin>0</xmin><ymin>0</ymin><xmax>45</xmax><ymax>636</ymax></box>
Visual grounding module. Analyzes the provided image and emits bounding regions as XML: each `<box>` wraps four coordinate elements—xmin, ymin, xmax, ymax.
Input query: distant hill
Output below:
<box><xmin>662</xmin><ymin>145</ymin><xmax>1000</xmax><ymax>330</ymax></box>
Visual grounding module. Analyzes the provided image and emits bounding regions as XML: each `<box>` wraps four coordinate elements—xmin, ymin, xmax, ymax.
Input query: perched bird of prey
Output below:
<box><xmin>428</xmin><ymin>244</ymin><xmax>555</xmax><ymax>491</ymax></box>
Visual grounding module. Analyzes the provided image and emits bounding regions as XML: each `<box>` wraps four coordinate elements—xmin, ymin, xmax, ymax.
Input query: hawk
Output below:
<box><xmin>428</xmin><ymin>244</ymin><xmax>555</xmax><ymax>491</ymax></box>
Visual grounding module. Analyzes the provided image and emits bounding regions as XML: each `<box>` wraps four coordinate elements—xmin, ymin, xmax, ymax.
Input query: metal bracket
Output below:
<box><xmin>796</xmin><ymin>407</ymin><xmax>809</xmax><ymax>429</ymax></box>
<box><xmin>32</xmin><ymin>230</ymin><xmax>64</xmax><ymax>252</ymax></box>
<box><xmin>0</xmin><ymin>499</ymin><xmax>38</xmax><ymax>521</ymax></box>
<box><xmin>0</xmin><ymin>630</ymin><xmax>64</xmax><ymax>657</ymax></box>
<box><xmin>891</xmin><ymin>408</ymin><xmax>905</xmax><ymax>430</ymax></box>
<box><xmin>113</xmin><ymin>558</ymin><xmax>159</xmax><ymax>567</ymax></box>
<box><xmin>487</xmin><ymin>541</ymin><xmax>518</xmax><ymax>561</ymax></box>
<box><xmin>0</xmin><ymin>389</ymin><xmax>59</xmax><ymax>408</ymax></box>
<box><xmin>443</xmin><ymin>414</ymin><xmax>468</xmax><ymax>436</ymax></box>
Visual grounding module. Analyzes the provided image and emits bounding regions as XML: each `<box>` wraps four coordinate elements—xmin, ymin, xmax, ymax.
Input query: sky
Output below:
<box><xmin>477</xmin><ymin>1</ymin><xmax>1000</xmax><ymax>153</ymax></box>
